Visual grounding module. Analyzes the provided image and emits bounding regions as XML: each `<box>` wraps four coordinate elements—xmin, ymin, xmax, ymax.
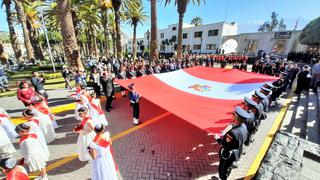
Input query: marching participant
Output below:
<box><xmin>252</xmin><ymin>90</ymin><xmax>267</xmax><ymax>120</ymax></box>
<box><xmin>89</xmin><ymin>91</ymin><xmax>108</xmax><ymax>126</ymax></box>
<box><xmin>0</xmin><ymin>125</ymin><xmax>16</xmax><ymax>157</ymax></box>
<box><xmin>88</xmin><ymin>124</ymin><xmax>119</xmax><ymax>180</ymax></box>
<box><xmin>243</xmin><ymin>97</ymin><xmax>259</xmax><ymax>145</ymax></box>
<box><xmin>23</xmin><ymin>109</ymin><xmax>50</xmax><ymax>160</ymax></box>
<box><xmin>74</xmin><ymin>107</ymin><xmax>96</xmax><ymax>161</ymax></box>
<box><xmin>75</xmin><ymin>95</ymin><xmax>89</xmax><ymax>121</ymax></box>
<box><xmin>0</xmin><ymin>110</ymin><xmax>18</xmax><ymax>140</ymax></box>
<box><xmin>15</xmin><ymin>123</ymin><xmax>48</xmax><ymax>180</ymax></box>
<box><xmin>260</xmin><ymin>86</ymin><xmax>272</xmax><ymax>112</ymax></box>
<box><xmin>0</xmin><ymin>158</ymin><xmax>29</xmax><ymax>180</ymax></box>
<box><xmin>29</xmin><ymin>100</ymin><xmax>56</xmax><ymax>143</ymax></box>
<box><xmin>215</xmin><ymin>107</ymin><xmax>248</xmax><ymax>180</ymax></box>
<box><xmin>128</xmin><ymin>83</ymin><xmax>141</xmax><ymax>125</ymax></box>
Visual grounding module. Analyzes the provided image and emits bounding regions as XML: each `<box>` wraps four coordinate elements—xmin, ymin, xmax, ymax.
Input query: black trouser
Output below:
<box><xmin>64</xmin><ymin>77</ymin><xmax>72</xmax><ymax>89</ymax></box>
<box><xmin>132</xmin><ymin>103</ymin><xmax>139</xmax><ymax>119</ymax></box>
<box><xmin>218</xmin><ymin>148</ymin><xmax>236</xmax><ymax>180</ymax></box>
<box><xmin>93</xmin><ymin>83</ymin><xmax>101</xmax><ymax>97</ymax></box>
<box><xmin>105</xmin><ymin>93</ymin><xmax>114</xmax><ymax>109</ymax></box>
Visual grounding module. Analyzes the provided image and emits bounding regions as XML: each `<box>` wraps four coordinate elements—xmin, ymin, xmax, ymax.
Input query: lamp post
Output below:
<box><xmin>200</xmin><ymin>36</ymin><xmax>203</xmax><ymax>54</ymax></box>
<box><xmin>146</xmin><ymin>30</ymin><xmax>150</xmax><ymax>61</ymax></box>
<box><xmin>40</xmin><ymin>6</ymin><xmax>55</xmax><ymax>72</ymax></box>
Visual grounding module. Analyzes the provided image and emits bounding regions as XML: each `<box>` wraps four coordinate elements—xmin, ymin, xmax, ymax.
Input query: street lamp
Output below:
<box><xmin>200</xmin><ymin>36</ymin><xmax>203</xmax><ymax>54</ymax></box>
<box><xmin>146</xmin><ymin>30</ymin><xmax>150</xmax><ymax>60</ymax></box>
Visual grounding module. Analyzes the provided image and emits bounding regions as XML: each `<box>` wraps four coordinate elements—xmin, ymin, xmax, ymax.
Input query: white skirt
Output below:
<box><xmin>27</xmin><ymin>151</ymin><xmax>47</xmax><ymax>172</ymax></box>
<box><xmin>38</xmin><ymin>115</ymin><xmax>56</xmax><ymax>143</ymax></box>
<box><xmin>77</xmin><ymin>131</ymin><xmax>96</xmax><ymax>161</ymax></box>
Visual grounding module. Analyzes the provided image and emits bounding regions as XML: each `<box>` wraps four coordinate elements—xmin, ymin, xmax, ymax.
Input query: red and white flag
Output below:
<box><xmin>116</xmin><ymin>67</ymin><xmax>277</xmax><ymax>133</ymax></box>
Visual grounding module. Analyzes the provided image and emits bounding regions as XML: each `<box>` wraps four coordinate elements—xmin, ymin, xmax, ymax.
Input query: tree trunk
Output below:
<box><xmin>177</xmin><ymin>2</ymin><xmax>187</xmax><ymax>59</ymax></box>
<box><xmin>132</xmin><ymin>23</ymin><xmax>137</xmax><ymax>59</ymax></box>
<box><xmin>14</xmin><ymin>0</ymin><xmax>35</xmax><ymax>62</ymax></box>
<box><xmin>57</xmin><ymin>0</ymin><xmax>83</xmax><ymax>70</ymax></box>
<box><xmin>4</xmin><ymin>0</ymin><xmax>23</xmax><ymax>63</ymax></box>
<box><xmin>111</xmin><ymin>32</ymin><xmax>117</xmax><ymax>57</ymax></box>
<box><xmin>91</xmin><ymin>25</ymin><xmax>99</xmax><ymax>59</ymax></box>
<box><xmin>150</xmin><ymin>0</ymin><xmax>159</xmax><ymax>63</ymax></box>
<box><xmin>114</xmin><ymin>9</ymin><xmax>122</xmax><ymax>59</ymax></box>
<box><xmin>101</xmin><ymin>10</ymin><xmax>110</xmax><ymax>58</ymax></box>
<box><xmin>177</xmin><ymin>12</ymin><xmax>184</xmax><ymax>59</ymax></box>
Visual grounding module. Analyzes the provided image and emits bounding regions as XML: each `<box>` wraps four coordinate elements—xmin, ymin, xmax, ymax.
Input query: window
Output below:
<box><xmin>160</xmin><ymin>45</ymin><xmax>165</xmax><ymax>51</ymax></box>
<box><xmin>193</xmin><ymin>44</ymin><xmax>201</xmax><ymax>50</ymax></box>
<box><xmin>182</xmin><ymin>45</ymin><xmax>186</xmax><ymax>50</ymax></box>
<box><xmin>183</xmin><ymin>33</ymin><xmax>188</xmax><ymax>39</ymax></box>
<box><xmin>208</xmin><ymin>29</ymin><xmax>219</xmax><ymax>36</ymax></box>
<box><xmin>160</xmin><ymin>33</ymin><xmax>164</xmax><ymax>38</ymax></box>
<box><xmin>129</xmin><ymin>42</ymin><xmax>131</xmax><ymax>44</ymax></box>
<box><xmin>206</xmin><ymin>44</ymin><xmax>216</xmax><ymax>50</ymax></box>
<box><xmin>194</xmin><ymin>31</ymin><xmax>203</xmax><ymax>38</ymax></box>
<box><xmin>172</xmin><ymin>27</ymin><xmax>177</xmax><ymax>31</ymax></box>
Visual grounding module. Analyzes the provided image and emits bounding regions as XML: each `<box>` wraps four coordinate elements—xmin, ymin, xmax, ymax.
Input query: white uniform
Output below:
<box><xmin>30</xmin><ymin>113</ymin><xmax>56</xmax><ymax>144</ymax></box>
<box><xmin>90</xmin><ymin>98</ymin><xmax>108</xmax><ymax>126</ymax></box>
<box><xmin>89</xmin><ymin>132</ymin><xmax>118</xmax><ymax>180</ymax></box>
<box><xmin>76</xmin><ymin>119</ymin><xmax>96</xmax><ymax>161</ymax></box>
<box><xmin>0</xmin><ymin>115</ymin><xmax>18</xmax><ymax>140</ymax></box>
<box><xmin>25</xmin><ymin>119</ymin><xmax>50</xmax><ymax>161</ymax></box>
<box><xmin>0</xmin><ymin>126</ymin><xmax>15</xmax><ymax>156</ymax></box>
<box><xmin>19</xmin><ymin>133</ymin><xmax>48</xmax><ymax>172</ymax></box>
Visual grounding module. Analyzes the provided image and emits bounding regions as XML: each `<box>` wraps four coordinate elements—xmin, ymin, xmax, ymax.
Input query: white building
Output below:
<box><xmin>221</xmin><ymin>30</ymin><xmax>307</xmax><ymax>56</ymax></box>
<box><xmin>126</xmin><ymin>22</ymin><xmax>238</xmax><ymax>54</ymax></box>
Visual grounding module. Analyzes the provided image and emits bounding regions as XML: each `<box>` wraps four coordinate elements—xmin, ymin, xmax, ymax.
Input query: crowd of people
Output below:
<box><xmin>1</xmin><ymin>52</ymin><xmax>320</xmax><ymax>179</ymax></box>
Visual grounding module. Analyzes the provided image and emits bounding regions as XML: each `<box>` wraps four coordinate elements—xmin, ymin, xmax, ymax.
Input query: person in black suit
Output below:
<box><xmin>30</xmin><ymin>71</ymin><xmax>48</xmax><ymax>99</ymax></box>
<box><xmin>100</xmin><ymin>68</ymin><xmax>115</xmax><ymax>112</ymax></box>
<box><xmin>295</xmin><ymin>65</ymin><xmax>310</xmax><ymax>94</ymax></box>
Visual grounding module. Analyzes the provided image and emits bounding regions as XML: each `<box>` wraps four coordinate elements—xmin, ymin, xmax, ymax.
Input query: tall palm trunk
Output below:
<box><xmin>111</xmin><ymin>32</ymin><xmax>117</xmax><ymax>57</ymax></box>
<box><xmin>114</xmin><ymin>9</ymin><xmax>122</xmax><ymax>59</ymax></box>
<box><xmin>91</xmin><ymin>25</ymin><xmax>99</xmax><ymax>59</ymax></box>
<box><xmin>150</xmin><ymin>0</ymin><xmax>158</xmax><ymax>63</ymax></box>
<box><xmin>177</xmin><ymin>1</ymin><xmax>187</xmax><ymax>59</ymax></box>
<box><xmin>4</xmin><ymin>0</ymin><xmax>23</xmax><ymax>63</ymax></box>
<box><xmin>132</xmin><ymin>22</ymin><xmax>138</xmax><ymax>59</ymax></box>
<box><xmin>57</xmin><ymin>0</ymin><xmax>83</xmax><ymax>70</ymax></box>
<box><xmin>101</xmin><ymin>10</ymin><xmax>109</xmax><ymax>58</ymax></box>
<box><xmin>14</xmin><ymin>0</ymin><xmax>35</xmax><ymax>62</ymax></box>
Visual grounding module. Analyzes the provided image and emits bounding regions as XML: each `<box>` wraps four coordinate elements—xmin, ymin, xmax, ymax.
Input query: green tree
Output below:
<box><xmin>278</xmin><ymin>18</ymin><xmax>286</xmax><ymax>31</ymax></box>
<box><xmin>191</xmin><ymin>16</ymin><xmax>203</xmax><ymax>26</ymax></box>
<box><xmin>270</xmin><ymin>11</ymin><xmax>279</xmax><ymax>31</ymax></box>
<box><xmin>165</xmin><ymin>0</ymin><xmax>206</xmax><ymax>59</ymax></box>
<box><xmin>125</xmin><ymin>0</ymin><xmax>147</xmax><ymax>59</ymax></box>
<box><xmin>299</xmin><ymin>17</ymin><xmax>320</xmax><ymax>48</ymax></box>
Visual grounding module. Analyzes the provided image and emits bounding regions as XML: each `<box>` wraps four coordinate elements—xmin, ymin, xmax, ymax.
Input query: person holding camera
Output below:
<box><xmin>30</xmin><ymin>71</ymin><xmax>48</xmax><ymax>99</ymax></box>
<box><xmin>61</xmin><ymin>65</ymin><xmax>72</xmax><ymax>90</ymax></box>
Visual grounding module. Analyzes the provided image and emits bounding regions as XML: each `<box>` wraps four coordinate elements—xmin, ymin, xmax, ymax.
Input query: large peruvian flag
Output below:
<box><xmin>116</xmin><ymin>67</ymin><xmax>278</xmax><ymax>133</ymax></box>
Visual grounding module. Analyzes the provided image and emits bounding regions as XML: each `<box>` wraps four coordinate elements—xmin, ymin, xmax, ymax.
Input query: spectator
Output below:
<box><xmin>75</xmin><ymin>69</ymin><xmax>87</xmax><ymax>87</ymax></box>
<box><xmin>61</xmin><ymin>65</ymin><xmax>72</xmax><ymax>90</ymax></box>
<box><xmin>30</xmin><ymin>71</ymin><xmax>48</xmax><ymax>99</ymax></box>
<box><xmin>295</xmin><ymin>65</ymin><xmax>311</xmax><ymax>94</ymax></box>
<box><xmin>89</xmin><ymin>67</ymin><xmax>101</xmax><ymax>97</ymax></box>
<box><xmin>17</xmin><ymin>82</ymin><xmax>36</xmax><ymax>107</ymax></box>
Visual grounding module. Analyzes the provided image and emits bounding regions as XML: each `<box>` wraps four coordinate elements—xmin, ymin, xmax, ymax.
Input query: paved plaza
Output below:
<box><xmin>0</xmin><ymin>87</ymin><xmax>289</xmax><ymax>180</ymax></box>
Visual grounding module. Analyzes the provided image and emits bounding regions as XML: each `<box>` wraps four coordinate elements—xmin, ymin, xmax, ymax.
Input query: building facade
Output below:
<box><xmin>126</xmin><ymin>22</ymin><xmax>238</xmax><ymax>55</ymax></box>
<box><xmin>221</xmin><ymin>30</ymin><xmax>307</xmax><ymax>57</ymax></box>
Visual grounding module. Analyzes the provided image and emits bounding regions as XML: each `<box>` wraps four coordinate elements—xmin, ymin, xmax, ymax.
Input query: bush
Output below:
<box><xmin>38</xmin><ymin>65</ymin><xmax>63</xmax><ymax>71</ymax></box>
<box><xmin>42</xmin><ymin>72</ymin><xmax>62</xmax><ymax>80</ymax></box>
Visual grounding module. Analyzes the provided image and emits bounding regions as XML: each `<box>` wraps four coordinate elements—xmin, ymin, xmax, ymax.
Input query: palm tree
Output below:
<box><xmin>23</xmin><ymin>1</ymin><xmax>44</xmax><ymax>60</ymax></box>
<box><xmin>108</xmin><ymin>13</ymin><xmax>117</xmax><ymax>57</ymax></box>
<box><xmin>14</xmin><ymin>0</ymin><xmax>35</xmax><ymax>62</ymax></box>
<box><xmin>2</xmin><ymin>0</ymin><xmax>23</xmax><ymax>63</ymax></box>
<box><xmin>125</xmin><ymin>1</ymin><xmax>147</xmax><ymax>59</ymax></box>
<box><xmin>150</xmin><ymin>0</ymin><xmax>158</xmax><ymax>63</ymax></box>
<box><xmin>191</xmin><ymin>16</ymin><xmax>203</xmax><ymax>26</ymax></box>
<box><xmin>165</xmin><ymin>0</ymin><xmax>205</xmax><ymax>59</ymax></box>
<box><xmin>57</xmin><ymin>0</ymin><xmax>83</xmax><ymax>69</ymax></box>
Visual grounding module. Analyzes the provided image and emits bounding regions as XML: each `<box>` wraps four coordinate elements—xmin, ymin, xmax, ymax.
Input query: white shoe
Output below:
<box><xmin>133</xmin><ymin>118</ymin><xmax>139</xmax><ymax>125</ymax></box>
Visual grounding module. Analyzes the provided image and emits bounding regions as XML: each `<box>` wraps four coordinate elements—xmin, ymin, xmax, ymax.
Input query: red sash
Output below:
<box><xmin>28</xmin><ymin>118</ymin><xmax>40</xmax><ymax>126</ymax></box>
<box><xmin>93</xmin><ymin>135</ymin><xmax>110</xmax><ymax>148</ymax></box>
<box><xmin>93</xmin><ymin>134</ymin><xmax>118</xmax><ymax>171</ymax></box>
<box><xmin>19</xmin><ymin>133</ymin><xmax>37</xmax><ymax>144</ymax></box>
<box><xmin>0</xmin><ymin>113</ymin><xmax>9</xmax><ymax>119</ymax></box>
<box><xmin>33</xmin><ymin>103</ymin><xmax>54</xmax><ymax>121</ymax></box>
<box><xmin>6</xmin><ymin>169</ymin><xmax>29</xmax><ymax>180</ymax></box>
<box><xmin>84</xmin><ymin>94</ymin><xmax>104</xmax><ymax>115</ymax></box>
<box><xmin>81</xmin><ymin>117</ymin><xmax>91</xmax><ymax>127</ymax></box>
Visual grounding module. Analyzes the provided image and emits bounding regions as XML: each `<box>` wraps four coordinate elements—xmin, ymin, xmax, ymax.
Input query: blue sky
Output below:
<box><xmin>0</xmin><ymin>0</ymin><xmax>319</xmax><ymax>38</ymax></box>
